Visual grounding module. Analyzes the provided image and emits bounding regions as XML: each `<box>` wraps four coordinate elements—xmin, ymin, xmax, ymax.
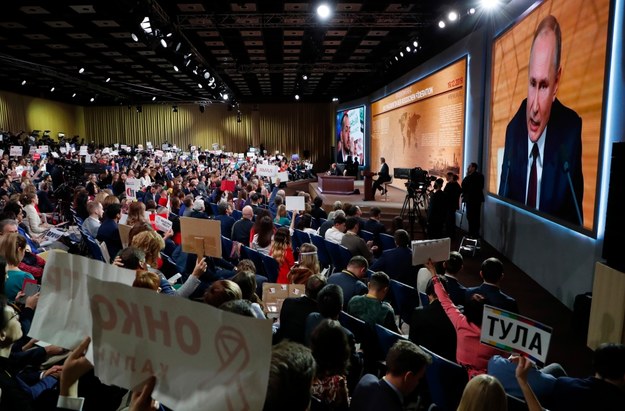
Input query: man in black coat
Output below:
<box><xmin>275</xmin><ymin>275</ymin><xmax>326</xmax><ymax>345</ymax></box>
<box><xmin>461</xmin><ymin>162</ymin><xmax>484</xmax><ymax>239</ymax></box>
<box><xmin>372</xmin><ymin>157</ymin><xmax>391</xmax><ymax>196</ymax></box>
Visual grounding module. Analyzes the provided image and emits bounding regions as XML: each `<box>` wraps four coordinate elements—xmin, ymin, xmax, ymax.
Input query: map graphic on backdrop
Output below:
<box><xmin>371</xmin><ymin>58</ymin><xmax>467</xmax><ymax>188</ymax></box>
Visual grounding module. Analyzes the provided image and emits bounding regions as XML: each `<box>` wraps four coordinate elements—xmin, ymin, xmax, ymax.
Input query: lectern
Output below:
<box><xmin>363</xmin><ymin>171</ymin><xmax>375</xmax><ymax>201</ymax></box>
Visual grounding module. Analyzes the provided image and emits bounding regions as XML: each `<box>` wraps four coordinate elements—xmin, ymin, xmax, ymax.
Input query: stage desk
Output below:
<box><xmin>318</xmin><ymin>175</ymin><xmax>355</xmax><ymax>195</ymax></box>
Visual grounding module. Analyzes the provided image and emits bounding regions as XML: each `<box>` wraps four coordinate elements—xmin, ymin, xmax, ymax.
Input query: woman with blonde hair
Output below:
<box><xmin>0</xmin><ymin>233</ymin><xmax>34</xmax><ymax>302</ymax></box>
<box><xmin>130</xmin><ymin>230</ymin><xmax>206</xmax><ymax>298</ymax></box>
<box><xmin>288</xmin><ymin>242</ymin><xmax>320</xmax><ymax>285</ymax></box>
<box><xmin>126</xmin><ymin>201</ymin><xmax>148</xmax><ymax>226</ymax></box>
<box><xmin>457</xmin><ymin>374</ymin><xmax>507</xmax><ymax>411</ymax></box>
<box><xmin>274</xmin><ymin>204</ymin><xmax>291</xmax><ymax>226</ymax></box>
<box><xmin>94</xmin><ymin>190</ymin><xmax>109</xmax><ymax>205</ymax></box>
<box><xmin>133</xmin><ymin>270</ymin><xmax>161</xmax><ymax>292</ymax></box>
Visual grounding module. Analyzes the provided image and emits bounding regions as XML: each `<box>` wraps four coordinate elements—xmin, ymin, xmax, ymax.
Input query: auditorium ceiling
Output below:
<box><xmin>0</xmin><ymin>1</ymin><xmax>490</xmax><ymax>107</ymax></box>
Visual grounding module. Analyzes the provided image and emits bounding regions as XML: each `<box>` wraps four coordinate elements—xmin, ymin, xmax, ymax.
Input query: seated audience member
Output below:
<box><xmin>370</xmin><ymin>229</ymin><xmax>416</xmax><ymax>285</ymax></box>
<box><xmin>488</xmin><ymin>354</ymin><xmax>563</xmax><ymax>407</ymax></box>
<box><xmin>425</xmin><ymin>259</ymin><xmax>501</xmax><ymax>378</ymax></box>
<box><xmin>327</xmin><ymin>256</ymin><xmax>369</xmax><ymax>310</ymax></box>
<box><xmin>547</xmin><ymin>343</ymin><xmax>625</xmax><ymax>411</ymax></box>
<box><xmin>82</xmin><ymin>201</ymin><xmax>103</xmax><ymax>238</ymax></box>
<box><xmin>36</xmin><ymin>182</ymin><xmax>54</xmax><ymax>213</ymax></box>
<box><xmin>21</xmin><ymin>193</ymin><xmax>49</xmax><ymax>234</ymax></box>
<box><xmin>347</xmin><ymin>271</ymin><xmax>400</xmax><ymax>333</ymax></box>
<box><xmin>324</xmin><ymin>215</ymin><xmax>347</xmax><ymax>244</ymax></box>
<box><xmin>466</xmin><ymin>257</ymin><xmax>518</xmax><ymax>313</ymax></box>
<box><xmin>341</xmin><ymin>217</ymin><xmax>376</xmax><ymax>263</ymax></box>
<box><xmin>310</xmin><ymin>320</ymin><xmax>351</xmax><ymax>411</ymax></box>
<box><xmin>231</xmin><ymin>270</ymin><xmax>266</xmax><ymax>319</ymax></box>
<box><xmin>203</xmin><ymin>279</ymin><xmax>242</xmax><ymax>308</ymax></box>
<box><xmin>132</xmin><ymin>270</ymin><xmax>161</xmax><ymax>291</ymax></box>
<box><xmin>276</xmin><ymin>274</ymin><xmax>327</xmax><ymax>345</ymax></box>
<box><xmin>220</xmin><ymin>299</ymin><xmax>255</xmax><ymax>317</ymax></box>
<box><xmin>288</xmin><ymin>243</ymin><xmax>320</xmax><ymax>285</ymax></box>
<box><xmin>251</xmin><ymin>216</ymin><xmax>274</xmax><ymax>256</ymax></box>
<box><xmin>126</xmin><ymin>201</ymin><xmax>148</xmax><ymax>227</ymax></box>
<box><xmin>442</xmin><ymin>251</ymin><xmax>467</xmax><ymax>306</ymax></box>
<box><xmin>363</xmin><ymin>207</ymin><xmax>386</xmax><ymax>244</ymax></box>
<box><xmin>318</xmin><ymin>207</ymin><xmax>343</xmax><ymax>237</ymax></box>
<box><xmin>97</xmin><ymin>203</ymin><xmax>123</xmax><ymax>260</ymax></box>
<box><xmin>409</xmin><ymin>276</ymin><xmax>457</xmax><ymax>363</ymax></box>
<box><xmin>310</xmin><ymin>196</ymin><xmax>328</xmax><ymax>221</ymax></box>
<box><xmin>0</xmin><ymin>233</ymin><xmax>34</xmax><ymax>302</ymax></box>
<box><xmin>231</xmin><ymin>205</ymin><xmax>254</xmax><ymax>246</ymax></box>
<box><xmin>274</xmin><ymin>204</ymin><xmax>291</xmax><ymax>226</ymax></box>
<box><xmin>456</xmin><ymin>374</ymin><xmax>507</xmax><ymax>411</ymax></box>
<box><xmin>296</xmin><ymin>213</ymin><xmax>317</xmax><ymax>235</ymax></box>
<box><xmin>189</xmin><ymin>199</ymin><xmax>209</xmax><ymax>219</ymax></box>
<box><xmin>350</xmin><ymin>340</ymin><xmax>431</xmax><ymax>411</ymax></box>
<box><xmin>263</xmin><ymin>341</ymin><xmax>316</xmax><ymax>411</ymax></box>
<box><xmin>131</xmin><ymin>231</ymin><xmax>206</xmax><ymax>298</ymax></box>
<box><xmin>271</xmin><ymin>225</ymin><xmax>296</xmax><ymax>284</ymax></box>
<box><xmin>214</xmin><ymin>202</ymin><xmax>235</xmax><ymax>240</ymax></box>
<box><xmin>0</xmin><ymin>217</ymin><xmax>39</xmax><ymax>255</ymax></box>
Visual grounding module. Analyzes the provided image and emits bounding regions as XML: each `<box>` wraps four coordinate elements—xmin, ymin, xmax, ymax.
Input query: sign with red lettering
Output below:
<box><xmin>125</xmin><ymin>178</ymin><xmax>141</xmax><ymax>200</ymax></box>
<box><xmin>88</xmin><ymin>276</ymin><xmax>272</xmax><ymax>411</ymax></box>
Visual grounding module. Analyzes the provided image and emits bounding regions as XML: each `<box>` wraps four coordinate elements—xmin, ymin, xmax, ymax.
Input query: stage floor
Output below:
<box><xmin>309</xmin><ymin>180</ymin><xmax>414</xmax><ymax>211</ymax></box>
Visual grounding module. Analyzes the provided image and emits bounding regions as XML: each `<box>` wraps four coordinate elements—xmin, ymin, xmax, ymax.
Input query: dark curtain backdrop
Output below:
<box><xmin>83</xmin><ymin>102</ymin><xmax>334</xmax><ymax>164</ymax></box>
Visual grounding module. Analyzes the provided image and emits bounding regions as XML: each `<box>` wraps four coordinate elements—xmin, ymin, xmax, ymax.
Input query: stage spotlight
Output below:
<box><xmin>152</xmin><ymin>96</ymin><xmax>156</xmax><ymax>101</ymax></box>
<box><xmin>50</xmin><ymin>86</ymin><xmax>55</xmax><ymax>92</ymax></box>
<box><xmin>438</xmin><ymin>20</ymin><xmax>446</xmax><ymax>28</ymax></box>
<box><xmin>316</xmin><ymin>3</ymin><xmax>331</xmax><ymax>19</ymax></box>
<box><xmin>21</xmin><ymin>80</ymin><xmax>26</xmax><ymax>85</ymax></box>
<box><xmin>394</xmin><ymin>56</ymin><xmax>398</xmax><ymax>61</ymax></box>
<box><xmin>469</xmin><ymin>7</ymin><xmax>476</xmax><ymax>14</ymax></box>
<box><xmin>72</xmin><ymin>93</ymin><xmax>77</xmax><ymax>98</ymax></box>
<box><xmin>175</xmin><ymin>42</ymin><xmax>181</xmax><ymax>52</ymax></box>
<box><xmin>90</xmin><ymin>97</ymin><xmax>95</xmax><ymax>102</ymax></box>
<box><xmin>105</xmin><ymin>77</ymin><xmax>111</xmax><ymax>83</ymax></box>
<box><xmin>222</xmin><ymin>93</ymin><xmax>229</xmax><ymax>101</ymax></box>
<box><xmin>481</xmin><ymin>0</ymin><xmax>500</xmax><ymax>10</ymax></box>
<box><xmin>295</xmin><ymin>94</ymin><xmax>300</xmax><ymax>100</ymax></box>
<box><xmin>448</xmin><ymin>11</ymin><xmax>458</xmax><ymax>22</ymax></box>
<box><xmin>198</xmin><ymin>83</ymin><xmax>203</xmax><ymax>89</ymax></box>
<box><xmin>173</xmin><ymin>65</ymin><xmax>179</xmax><ymax>72</ymax></box>
<box><xmin>140</xmin><ymin>17</ymin><xmax>152</xmax><ymax>34</ymax></box>
<box><xmin>406</xmin><ymin>46</ymin><xmax>411</xmax><ymax>52</ymax></box>
<box><xmin>204</xmin><ymin>71</ymin><xmax>210</xmax><ymax>79</ymax></box>
<box><xmin>332</xmin><ymin>97</ymin><xmax>339</xmax><ymax>102</ymax></box>
<box><xmin>413</xmin><ymin>41</ymin><xmax>418</xmax><ymax>48</ymax></box>
<box><xmin>160</xmin><ymin>38</ymin><xmax>167</xmax><ymax>48</ymax></box>
<box><xmin>400</xmin><ymin>51</ymin><xmax>404</xmax><ymax>57</ymax></box>
<box><xmin>131</xmin><ymin>33</ymin><xmax>139</xmax><ymax>42</ymax></box>
<box><xmin>302</xmin><ymin>74</ymin><xmax>308</xmax><ymax>80</ymax></box>
<box><xmin>79</xmin><ymin>67</ymin><xmax>85</xmax><ymax>74</ymax></box>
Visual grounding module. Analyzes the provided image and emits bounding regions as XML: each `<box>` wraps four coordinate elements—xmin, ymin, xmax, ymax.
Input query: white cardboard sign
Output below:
<box><xmin>80</xmin><ymin>146</ymin><xmax>89</xmax><ymax>155</ymax></box>
<box><xmin>10</xmin><ymin>146</ymin><xmax>22</xmax><ymax>157</ymax></box>
<box><xmin>271</xmin><ymin>171</ymin><xmax>289</xmax><ymax>184</ymax></box>
<box><xmin>88</xmin><ymin>276</ymin><xmax>272</xmax><ymax>411</ymax></box>
<box><xmin>154</xmin><ymin>215</ymin><xmax>172</xmax><ymax>233</ymax></box>
<box><xmin>29</xmin><ymin>252</ymin><xmax>135</xmax><ymax>352</ymax></box>
<box><xmin>125</xmin><ymin>178</ymin><xmax>141</xmax><ymax>200</ymax></box>
<box><xmin>285</xmin><ymin>196</ymin><xmax>305</xmax><ymax>211</ymax></box>
<box><xmin>256</xmin><ymin>164</ymin><xmax>278</xmax><ymax>177</ymax></box>
<box><xmin>411</xmin><ymin>238</ymin><xmax>451</xmax><ymax>266</ymax></box>
<box><xmin>480</xmin><ymin>305</ymin><xmax>553</xmax><ymax>365</ymax></box>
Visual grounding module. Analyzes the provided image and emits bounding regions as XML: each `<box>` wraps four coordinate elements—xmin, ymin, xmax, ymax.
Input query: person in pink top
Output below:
<box><xmin>425</xmin><ymin>259</ymin><xmax>501</xmax><ymax>378</ymax></box>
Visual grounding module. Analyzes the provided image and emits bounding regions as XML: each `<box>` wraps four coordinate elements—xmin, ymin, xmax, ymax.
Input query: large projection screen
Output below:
<box><xmin>488</xmin><ymin>0</ymin><xmax>610</xmax><ymax>232</ymax></box>
<box><xmin>371</xmin><ymin>58</ymin><xmax>467</xmax><ymax>188</ymax></box>
<box><xmin>336</xmin><ymin>105</ymin><xmax>366</xmax><ymax>166</ymax></box>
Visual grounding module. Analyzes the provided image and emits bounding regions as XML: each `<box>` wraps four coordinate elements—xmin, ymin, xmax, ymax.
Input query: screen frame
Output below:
<box><xmin>335</xmin><ymin>104</ymin><xmax>367</xmax><ymax>167</ymax></box>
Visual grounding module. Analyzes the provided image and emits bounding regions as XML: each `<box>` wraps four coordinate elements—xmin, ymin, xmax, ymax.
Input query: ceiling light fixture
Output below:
<box><xmin>79</xmin><ymin>67</ymin><xmax>85</xmax><ymax>74</ymax></box>
<box><xmin>406</xmin><ymin>46</ymin><xmax>411</xmax><ymax>52</ymax></box>
<box><xmin>204</xmin><ymin>71</ymin><xmax>210</xmax><ymax>79</ymax></box>
<box><xmin>198</xmin><ymin>83</ymin><xmax>203</xmax><ymax>89</ymax></box>
<box><xmin>448</xmin><ymin>11</ymin><xmax>458</xmax><ymax>22</ymax></box>
<box><xmin>295</xmin><ymin>94</ymin><xmax>300</xmax><ymax>100</ymax></box>
<box><xmin>173</xmin><ymin>65</ymin><xmax>179</xmax><ymax>72</ymax></box>
<box><xmin>316</xmin><ymin>3</ymin><xmax>331</xmax><ymax>19</ymax></box>
<box><xmin>394</xmin><ymin>56</ymin><xmax>398</xmax><ymax>61</ymax></box>
<box><xmin>469</xmin><ymin>7</ymin><xmax>476</xmax><ymax>14</ymax></box>
<box><xmin>72</xmin><ymin>93</ymin><xmax>77</xmax><ymax>98</ymax></box>
<box><xmin>438</xmin><ymin>20</ymin><xmax>446</xmax><ymax>28</ymax></box>
<box><xmin>131</xmin><ymin>33</ymin><xmax>139</xmax><ymax>42</ymax></box>
<box><xmin>21</xmin><ymin>80</ymin><xmax>26</xmax><ymax>85</ymax></box>
<box><xmin>90</xmin><ymin>97</ymin><xmax>95</xmax><ymax>102</ymax></box>
<box><xmin>302</xmin><ymin>74</ymin><xmax>308</xmax><ymax>80</ymax></box>
<box><xmin>413</xmin><ymin>41</ymin><xmax>419</xmax><ymax>48</ymax></box>
<box><xmin>140</xmin><ymin>17</ymin><xmax>152</xmax><ymax>34</ymax></box>
<box><xmin>400</xmin><ymin>51</ymin><xmax>404</xmax><ymax>57</ymax></box>
<box><xmin>152</xmin><ymin>96</ymin><xmax>156</xmax><ymax>101</ymax></box>
<box><xmin>332</xmin><ymin>97</ymin><xmax>339</xmax><ymax>102</ymax></box>
<box><xmin>223</xmin><ymin>93</ymin><xmax>229</xmax><ymax>101</ymax></box>
<box><xmin>50</xmin><ymin>87</ymin><xmax>55</xmax><ymax>92</ymax></box>
<box><xmin>481</xmin><ymin>0</ymin><xmax>500</xmax><ymax>10</ymax></box>
<box><xmin>160</xmin><ymin>38</ymin><xmax>167</xmax><ymax>48</ymax></box>
<box><xmin>105</xmin><ymin>77</ymin><xmax>111</xmax><ymax>83</ymax></box>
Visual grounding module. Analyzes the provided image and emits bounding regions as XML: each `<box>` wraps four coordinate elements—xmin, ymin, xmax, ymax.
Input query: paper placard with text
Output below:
<box><xmin>154</xmin><ymin>215</ymin><xmax>173</xmax><ymax>233</ymax></box>
<box><xmin>88</xmin><ymin>275</ymin><xmax>272</xmax><ymax>411</ymax></box>
<box><xmin>29</xmin><ymin>252</ymin><xmax>135</xmax><ymax>352</ymax></box>
<box><xmin>180</xmin><ymin>217</ymin><xmax>222</xmax><ymax>257</ymax></box>
<box><xmin>411</xmin><ymin>238</ymin><xmax>450</xmax><ymax>265</ymax></box>
<box><xmin>125</xmin><ymin>178</ymin><xmax>141</xmax><ymax>200</ymax></box>
<box><xmin>256</xmin><ymin>164</ymin><xmax>277</xmax><ymax>177</ymax></box>
<box><xmin>10</xmin><ymin>146</ymin><xmax>22</xmax><ymax>157</ymax></box>
<box><xmin>80</xmin><ymin>146</ymin><xmax>89</xmax><ymax>155</ymax></box>
<box><xmin>480</xmin><ymin>305</ymin><xmax>552</xmax><ymax>365</ymax></box>
<box><xmin>38</xmin><ymin>145</ymin><xmax>49</xmax><ymax>153</ymax></box>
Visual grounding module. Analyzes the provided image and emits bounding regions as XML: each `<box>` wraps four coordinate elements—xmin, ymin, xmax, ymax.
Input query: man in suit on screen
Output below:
<box><xmin>498</xmin><ymin>15</ymin><xmax>583</xmax><ymax>226</ymax></box>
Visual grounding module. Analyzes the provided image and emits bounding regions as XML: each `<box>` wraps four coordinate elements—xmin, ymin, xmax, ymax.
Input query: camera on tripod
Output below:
<box><xmin>394</xmin><ymin>167</ymin><xmax>436</xmax><ymax>196</ymax></box>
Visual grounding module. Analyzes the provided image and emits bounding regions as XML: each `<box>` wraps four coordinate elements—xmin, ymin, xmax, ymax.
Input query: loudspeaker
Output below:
<box><xmin>602</xmin><ymin>142</ymin><xmax>625</xmax><ymax>272</ymax></box>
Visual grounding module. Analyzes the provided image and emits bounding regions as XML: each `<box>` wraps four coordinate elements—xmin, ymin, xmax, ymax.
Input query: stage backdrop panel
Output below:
<box><xmin>488</xmin><ymin>0</ymin><xmax>610</xmax><ymax>232</ymax></box>
<box><xmin>371</xmin><ymin>58</ymin><xmax>466</xmax><ymax>188</ymax></box>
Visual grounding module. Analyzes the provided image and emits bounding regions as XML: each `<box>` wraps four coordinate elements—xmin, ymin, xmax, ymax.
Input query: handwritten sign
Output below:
<box><xmin>10</xmin><ymin>146</ymin><xmax>22</xmax><ymax>157</ymax></box>
<box><xmin>285</xmin><ymin>196</ymin><xmax>305</xmax><ymax>211</ymax></box>
<box><xmin>481</xmin><ymin>305</ymin><xmax>553</xmax><ymax>365</ymax></box>
<box><xmin>155</xmin><ymin>215</ymin><xmax>173</xmax><ymax>233</ymax></box>
<box><xmin>256</xmin><ymin>164</ymin><xmax>278</xmax><ymax>177</ymax></box>
<box><xmin>125</xmin><ymin>178</ymin><xmax>141</xmax><ymax>200</ymax></box>
<box><xmin>271</xmin><ymin>171</ymin><xmax>289</xmax><ymax>184</ymax></box>
<box><xmin>29</xmin><ymin>252</ymin><xmax>135</xmax><ymax>352</ymax></box>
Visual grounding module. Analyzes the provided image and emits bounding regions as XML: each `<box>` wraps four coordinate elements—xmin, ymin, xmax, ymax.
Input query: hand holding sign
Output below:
<box><xmin>60</xmin><ymin>336</ymin><xmax>94</xmax><ymax>397</ymax></box>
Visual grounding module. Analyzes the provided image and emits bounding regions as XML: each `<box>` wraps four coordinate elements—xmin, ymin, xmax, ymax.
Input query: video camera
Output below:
<box><xmin>394</xmin><ymin>167</ymin><xmax>436</xmax><ymax>196</ymax></box>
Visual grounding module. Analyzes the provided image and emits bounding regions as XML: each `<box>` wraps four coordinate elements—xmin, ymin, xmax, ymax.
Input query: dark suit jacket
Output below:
<box><xmin>462</xmin><ymin>171</ymin><xmax>484</xmax><ymax>204</ymax></box>
<box><xmin>214</xmin><ymin>214</ymin><xmax>235</xmax><ymax>239</ymax></box>
<box><xmin>377</xmin><ymin>163</ymin><xmax>391</xmax><ymax>182</ymax></box>
<box><xmin>409</xmin><ymin>300</ymin><xmax>457</xmax><ymax>363</ymax></box>
<box><xmin>363</xmin><ymin>218</ymin><xmax>385</xmax><ymax>244</ymax></box>
<box><xmin>444</xmin><ymin>181</ymin><xmax>462</xmax><ymax>211</ymax></box>
<box><xmin>231</xmin><ymin>218</ymin><xmax>253</xmax><ymax>246</ymax></box>
<box><xmin>498</xmin><ymin>98</ymin><xmax>583</xmax><ymax>225</ymax></box>
<box><xmin>276</xmin><ymin>295</ymin><xmax>318</xmax><ymax>345</ymax></box>
<box><xmin>327</xmin><ymin>271</ymin><xmax>368</xmax><ymax>310</ymax></box>
<box><xmin>443</xmin><ymin>275</ymin><xmax>467</xmax><ymax>307</ymax></box>
<box><xmin>350</xmin><ymin>374</ymin><xmax>403</xmax><ymax>411</ymax></box>
<box><xmin>466</xmin><ymin>283</ymin><xmax>518</xmax><ymax>313</ymax></box>
<box><xmin>370</xmin><ymin>247</ymin><xmax>417</xmax><ymax>286</ymax></box>
<box><xmin>96</xmin><ymin>218</ymin><xmax>122</xmax><ymax>260</ymax></box>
